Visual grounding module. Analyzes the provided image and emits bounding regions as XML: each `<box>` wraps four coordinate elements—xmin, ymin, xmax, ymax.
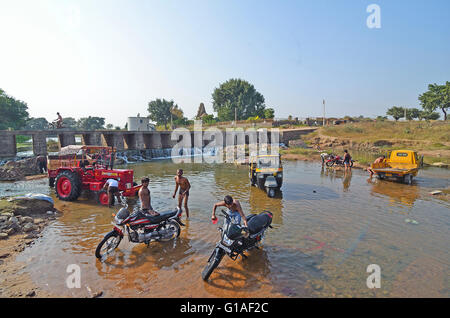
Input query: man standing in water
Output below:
<box><xmin>173</xmin><ymin>169</ymin><xmax>191</xmax><ymax>218</ymax></box>
<box><xmin>139</xmin><ymin>177</ymin><xmax>159</xmax><ymax>216</ymax></box>
<box><xmin>211</xmin><ymin>195</ymin><xmax>248</xmax><ymax>228</ymax></box>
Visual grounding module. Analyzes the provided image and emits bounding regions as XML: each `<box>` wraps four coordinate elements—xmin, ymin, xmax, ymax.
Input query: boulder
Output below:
<box><xmin>0</xmin><ymin>196</ymin><xmax>55</xmax><ymax>217</ymax></box>
<box><xmin>0</xmin><ymin>157</ymin><xmax>40</xmax><ymax>181</ymax></box>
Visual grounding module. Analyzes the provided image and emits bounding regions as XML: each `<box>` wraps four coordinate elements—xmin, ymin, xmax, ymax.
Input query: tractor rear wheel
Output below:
<box><xmin>55</xmin><ymin>170</ymin><xmax>82</xmax><ymax>201</ymax></box>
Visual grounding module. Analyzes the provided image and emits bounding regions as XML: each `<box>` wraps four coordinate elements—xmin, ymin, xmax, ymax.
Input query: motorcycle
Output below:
<box><xmin>95</xmin><ymin>202</ymin><xmax>184</xmax><ymax>259</ymax></box>
<box><xmin>325</xmin><ymin>154</ymin><xmax>354</xmax><ymax>167</ymax></box>
<box><xmin>201</xmin><ymin>209</ymin><xmax>273</xmax><ymax>281</ymax></box>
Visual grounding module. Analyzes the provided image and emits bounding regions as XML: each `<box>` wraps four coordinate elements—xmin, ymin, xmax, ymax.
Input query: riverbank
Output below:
<box><xmin>0</xmin><ymin>197</ymin><xmax>59</xmax><ymax>297</ymax></box>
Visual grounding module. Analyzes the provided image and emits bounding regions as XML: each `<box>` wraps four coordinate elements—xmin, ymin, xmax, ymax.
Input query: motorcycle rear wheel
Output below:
<box><xmin>202</xmin><ymin>248</ymin><xmax>224</xmax><ymax>281</ymax></box>
<box><xmin>95</xmin><ymin>231</ymin><xmax>122</xmax><ymax>259</ymax></box>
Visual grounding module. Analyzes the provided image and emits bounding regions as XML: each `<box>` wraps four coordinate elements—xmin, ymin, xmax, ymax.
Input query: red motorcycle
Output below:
<box><xmin>95</xmin><ymin>205</ymin><xmax>184</xmax><ymax>259</ymax></box>
<box><xmin>325</xmin><ymin>154</ymin><xmax>354</xmax><ymax>167</ymax></box>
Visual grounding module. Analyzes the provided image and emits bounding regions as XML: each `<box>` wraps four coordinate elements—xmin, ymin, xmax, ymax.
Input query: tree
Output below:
<box><xmin>63</xmin><ymin>117</ymin><xmax>78</xmax><ymax>129</ymax></box>
<box><xmin>0</xmin><ymin>88</ymin><xmax>29</xmax><ymax>130</ymax></box>
<box><xmin>419</xmin><ymin>81</ymin><xmax>450</xmax><ymax>120</ymax></box>
<box><xmin>386</xmin><ymin>106</ymin><xmax>405</xmax><ymax>121</ymax></box>
<box><xmin>418</xmin><ymin>110</ymin><xmax>440</xmax><ymax>121</ymax></box>
<box><xmin>264</xmin><ymin>108</ymin><xmax>275</xmax><ymax>119</ymax></box>
<box><xmin>405</xmin><ymin>108</ymin><xmax>421</xmax><ymax>120</ymax></box>
<box><xmin>196</xmin><ymin>103</ymin><xmax>207</xmax><ymax>119</ymax></box>
<box><xmin>77</xmin><ymin>116</ymin><xmax>105</xmax><ymax>130</ymax></box>
<box><xmin>148</xmin><ymin>98</ymin><xmax>175</xmax><ymax>129</ymax></box>
<box><xmin>25</xmin><ymin>117</ymin><xmax>49</xmax><ymax>130</ymax></box>
<box><xmin>106</xmin><ymin>124</ymin><xmax>114</xmax><ymax>129</ymax></box>
<box><xmin>212</xmin><ymin>79</ymin><xmax>266</xmax><ymax>121</ymax></box>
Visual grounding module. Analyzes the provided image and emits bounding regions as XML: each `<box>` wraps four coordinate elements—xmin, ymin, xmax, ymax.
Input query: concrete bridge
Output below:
<box><xmin>0</xmin><ymin>128</ymin><xmax>317</xmax><ymax>158</ymax></box>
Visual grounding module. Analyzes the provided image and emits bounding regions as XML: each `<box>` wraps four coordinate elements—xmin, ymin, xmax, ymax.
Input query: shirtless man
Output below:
<box><xmin>139</xmin><ymin>177</ymin><xmax>159</xmax><ymax>216</ymax></box>
<box><xmin>211</xmin><ymin>195</ymin><xmax>248</xmax><ymax>228</ymax></box>
<box><xmin>368</xmin><ymin>155</ymin><xmax>386</xmax><ymax>178</ymax></box>
<box><xmin>172</xmin><ymin>169</ymin><xmax>191</xmax><ymax>217</ymax></box>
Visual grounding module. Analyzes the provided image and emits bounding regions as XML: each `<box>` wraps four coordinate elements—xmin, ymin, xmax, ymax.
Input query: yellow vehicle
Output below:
<box><xmin>249</xmin><ymin>154</ymin><xmax>283</xmax><ymax>197</ymax></box>
<box><xmin>370</xmin><ymin>150</ymin><xmax>423</xmax><ymax>184</ymax></box>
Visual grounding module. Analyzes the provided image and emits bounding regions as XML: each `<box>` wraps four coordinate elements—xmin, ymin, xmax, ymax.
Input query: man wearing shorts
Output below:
<box><xmin>139</xmin><ymin>177</ymin><xmax>159</xmax><ymax>216</ymax></box>
<box><xmin>103</xmin><ymin>178</ymin><xmax>121</xmax><ymax>208</ymax></box>
<box><xmin>173</xmin><ymin>169</ymin><xmax>191</xmax><ymax>218</ymax></box>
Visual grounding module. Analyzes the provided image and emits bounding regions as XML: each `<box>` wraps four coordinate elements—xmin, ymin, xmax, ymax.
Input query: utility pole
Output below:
<box><xmin>323</xmin><ymin>99</ymin><xmax>326</xmax><ymax>126</ymax></box>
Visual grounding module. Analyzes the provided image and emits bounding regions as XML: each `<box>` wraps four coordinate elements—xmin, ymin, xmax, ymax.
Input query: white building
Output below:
<box><xmin>127</xmin><ymin>115</ymin><xmax>155</xmax><ymax>131</ymax></box>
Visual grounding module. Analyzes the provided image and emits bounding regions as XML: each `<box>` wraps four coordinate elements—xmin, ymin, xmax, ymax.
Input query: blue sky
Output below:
<box><xmin>0</xmin><ymin>0</ymin><xmax>449</xmax><ymax>126</ymax></box>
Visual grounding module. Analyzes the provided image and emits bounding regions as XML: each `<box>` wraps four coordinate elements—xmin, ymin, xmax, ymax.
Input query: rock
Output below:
<box><xmin>46</xmin><ymin>211</ymin><xmax>55</xmax><ymax>216</ymax></box>
<box><xmin>24</xmin><ymin>233</ymin><xmax>37</xmax><ymax>239</ymax></box>
<box><xmin>0</xmin><ymin>157</ymin><xmax>40</xmax><ymax>181</ymax></box>
<box><xmin>22</xmin><ymin>223</ymin><xmax>35</xmax><ymax>232</ymax></box>
<box><xmin>22</xmin><ymin>216</ymin><xmax>34</xmax><ymax>223</ymax></box>
<box><xmin>430</xmin><ymin>190</ymin><xmax>443</xmax><ymax>195</ymax></box>
<box><xmin>0</xmin><ymin>216</ymin><xmax>8</xmax><ymax>222</ymax></box>
<box><xmin>0</xmin><ymin>253</ymin><xmax>10</xmax><ymax>259</ymax></box>
<box><xmin>0</xmin><ymin>233</ymin><xmax>8</xmax><ymax>239</ymax></box>
<box><xmin>26</xmin><ymin>290</ymin><xmax>36</xmax><ymax>297</ymax></box>
<box><xmin>92</xmin><ymin>291</ymin><xmax>103</xmax><ymax>298</ymax></box>
<box><xmin>5</xmin><ymin>228</ymin><xmax>15</xmax><ymax>235</ymax></box>
<box><xmin>33</xmin><ymin>218</ymin><xmax>44</xmax><ymax>224</ymax></box>
<box><xmin>0</xmin><ymin>197</ymin><xmax>55</xmax><ymax>217</ymax></box>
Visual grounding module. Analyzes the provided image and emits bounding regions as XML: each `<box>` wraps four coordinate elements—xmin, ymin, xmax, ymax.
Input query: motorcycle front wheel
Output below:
<box><xmin>202</xmin><ymin>248</ymin><xmax>225</xmax><ymax>281</ymax></box>
<box><xmin>95</xmin><ymin>231</ymin><xmax>122</xmax><ymax>259</ymax></box>
<box><xmin>325</xmin><ymin>161</ymin><xmax>334</xmax><ymax>167</ymax></box>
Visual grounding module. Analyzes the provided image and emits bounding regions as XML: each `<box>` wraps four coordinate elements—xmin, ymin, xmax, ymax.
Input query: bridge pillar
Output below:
<box><xmin>101</xmin><ymin>132</ymin><xmax>125</xmax><ymax>151</ymax></box>
<box><xmin>32</xmin><ymin>133</ymin><xmax>47</xmax><ymax>156</ymax></box>
<box><xmin>58</xmin><ymin>133</ymin><xmax>76</xmax><ymax>148</ymax></box>
<box><xmin>0</xmin><ymin>132</ymin><xmax>17</xmax><ymax>158</ymax></box>
<box><xmin>82</xmin><ymin>132</ymin><xmax>102</xmax><ymax>146</ymax></box>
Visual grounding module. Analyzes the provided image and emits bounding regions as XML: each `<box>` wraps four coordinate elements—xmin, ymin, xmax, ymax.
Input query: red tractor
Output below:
<box><xmin>48</xmin><ymin>145</ymin><xmax>141</xmax><ymax>206</ymax></box>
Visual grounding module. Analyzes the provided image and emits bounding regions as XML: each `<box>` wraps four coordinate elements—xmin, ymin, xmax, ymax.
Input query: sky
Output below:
<box><xmin>0</xmin><ymin>0</ymin><xmax>449</xmax><ymax>127</ymax></box>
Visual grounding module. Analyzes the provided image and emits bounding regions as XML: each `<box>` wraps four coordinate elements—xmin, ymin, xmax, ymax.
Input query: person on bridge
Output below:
<box><xmin>172</xmin><ymin>169</ymin><xmax>191</xmax><ymax>218</ymax></box>
<box><xmin>55</xmin><ymin>112</ymin><xmax>63</xmax><ymax>128</ymax></box>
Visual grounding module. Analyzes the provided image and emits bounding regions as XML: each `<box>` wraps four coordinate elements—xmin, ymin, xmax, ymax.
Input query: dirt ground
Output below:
<box><xmin>0</xmin><ymin>234</ymin><xmax>57</xmax><ymax>298</ymax></box>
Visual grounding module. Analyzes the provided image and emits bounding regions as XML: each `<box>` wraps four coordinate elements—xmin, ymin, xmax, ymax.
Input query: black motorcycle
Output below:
<box><xmin>95</xmin><ymin>205</ymin><xmax>184</xmax><ymax>259</ymax></box>
<box><xmin>201</xmin><ymin>209</ymin><xmax>273</xmax><ymax>281</ymax></box>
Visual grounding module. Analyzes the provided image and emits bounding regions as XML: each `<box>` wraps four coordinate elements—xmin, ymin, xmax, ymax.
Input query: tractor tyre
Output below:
<box><xmin>96</xmin><ymin>190</ymin><xmax>110</xmax><ymax>206</ymax></box>
<box><xmin>55</xmin><ymin>170</ymin><xmax>82</xmax><ymax>201</ymax></box>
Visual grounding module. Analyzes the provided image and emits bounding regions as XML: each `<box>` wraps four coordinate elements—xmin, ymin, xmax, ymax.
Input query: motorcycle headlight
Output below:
<box><xmin>222</xmin><ymin>236</ymin><xmax>234</xmax><ymax>246</ymax></box>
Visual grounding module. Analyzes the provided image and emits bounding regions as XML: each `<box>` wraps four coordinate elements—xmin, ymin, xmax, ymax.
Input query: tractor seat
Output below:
<box><xmin>144</xmin><ymin>209</ymin><xmax>178</xmax><ymax>224</ymax></box>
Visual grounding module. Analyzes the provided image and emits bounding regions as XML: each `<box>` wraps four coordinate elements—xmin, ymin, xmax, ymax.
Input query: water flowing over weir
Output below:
<box><xmin>115</xmin><ymin>147</ymin><xmax>220</xmax><ymax>164</ymax></box>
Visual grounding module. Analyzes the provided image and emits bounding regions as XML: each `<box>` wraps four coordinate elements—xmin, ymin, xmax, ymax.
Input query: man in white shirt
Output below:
<box><xmin>103</xmin><ymin>178</ymin><xmax>122</xmax><ymax>207</ymax></box>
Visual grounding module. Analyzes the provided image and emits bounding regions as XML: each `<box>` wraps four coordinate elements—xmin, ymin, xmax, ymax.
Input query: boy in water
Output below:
<box><xmin>211</xmin><ymin>195</ymin><xmax>248</xmax><ymax>228</ymax></box>
<box><xmin>172</xmin><ymin>169</ymin><xmax>191</xmax><ymax>218</ymax></box>
<box><xmin>139</xmin><ymin>177</ymin><xmax>159</xmax><ymax>216</ymax></box>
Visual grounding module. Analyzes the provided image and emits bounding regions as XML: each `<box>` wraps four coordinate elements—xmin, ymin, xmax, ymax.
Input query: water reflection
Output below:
<box><xmin>367</xmin><ymin>178</ymin><xmax>420</xmax><ymax>208</ymax></box>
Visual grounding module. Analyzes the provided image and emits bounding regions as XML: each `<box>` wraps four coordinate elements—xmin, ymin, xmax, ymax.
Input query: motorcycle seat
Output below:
<box><xmin>144</xmin><ymin>209</ymin><xmax>178</xmax><ymax>224</ymax></box>
<box><xmin>247</xmin><ymin>211</ymin><xmax>273</xmax><ymax>234</ymax></box>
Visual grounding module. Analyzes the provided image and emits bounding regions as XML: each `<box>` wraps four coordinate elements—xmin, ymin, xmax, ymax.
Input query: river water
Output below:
<box><xmin>1</xmin><ymin>160</ymin><xmax>449</xmax><ymax>297</ymax></box>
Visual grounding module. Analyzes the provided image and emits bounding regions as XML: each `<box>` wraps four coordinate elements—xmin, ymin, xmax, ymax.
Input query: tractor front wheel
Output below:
<box><xmin>55</xmin><ymin>170</ymin><xmax>82</xmax><ymax>201</ymax></box>
<box><xmin>96</xmin><ymin>190</ymin><xmax>110</xmax><ymax>206</ymax></box>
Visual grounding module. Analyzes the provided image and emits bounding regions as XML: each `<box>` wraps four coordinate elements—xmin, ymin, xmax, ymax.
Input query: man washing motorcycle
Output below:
<box><xmin>211</xmin><ymin>195</ymin><xmax>248</xmax><ymax>228</ymax></box>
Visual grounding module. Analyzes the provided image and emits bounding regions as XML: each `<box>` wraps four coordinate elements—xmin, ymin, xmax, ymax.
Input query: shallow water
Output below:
<box><xmin>2</xmin><ymin>160</ymin><xmax>449</xmax><ymax>297</ymax></box>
